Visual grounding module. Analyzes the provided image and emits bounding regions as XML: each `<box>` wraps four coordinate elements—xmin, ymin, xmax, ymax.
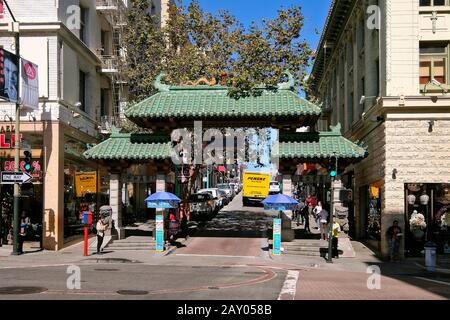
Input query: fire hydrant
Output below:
<box><xmin>424</xmin><ymin>241</ymin><xmax>437</xmax><ymax>272</ymax></box>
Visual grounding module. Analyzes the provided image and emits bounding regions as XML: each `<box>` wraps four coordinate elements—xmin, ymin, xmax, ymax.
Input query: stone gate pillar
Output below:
<box><xmin>110</xmin><ymin>173</ymin><xmax>125</xmax><ymax>240</ymax></box>
<box><xmin>281</xmin><ymin>175</ymin><xmax>295</xmax><ymax>242</ymax></box>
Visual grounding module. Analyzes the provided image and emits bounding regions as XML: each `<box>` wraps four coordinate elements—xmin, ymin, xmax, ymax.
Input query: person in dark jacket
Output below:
<box><xmin>301</xmin><ymin>205</ymin><xmax>311</xmax><ymax>234</ymax></box>
<box><xmin>18</xmin><ymin>211</ymin><xmax>31</xmax><ymax>254</ymax></box>
<box><xmin>386</xmin><ymin>220</ymin><xmax>402</xmax><ymax>262</ymax></box>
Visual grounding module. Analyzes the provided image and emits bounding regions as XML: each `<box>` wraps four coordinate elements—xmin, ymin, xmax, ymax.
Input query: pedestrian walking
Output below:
<box><xmin>386</xmin><ymin>220</ymin><xmax>402</xmax><ymax>262</ymax></box>
<box><xmin>168</xmin><ymin>210</ymin><xmax>180</xmax><ymax>242</ymax></box>
<box><xmin>313</xmin><ymin>201</ymin><xmax>323</xmax><ymax>230</ymax></box>
<box><xmin>18</xmin><ymin>211</ymin><xmax>31</xmax><ymax>254</ymax></box>
<box><xmin>294</xmin><ymin>200</ymin><xmax>305</xmax><ymax>226</ymax></box>
<box><xmin>301</xmin><ymin>205</ymin><xmax>311</xmax><ymax>233</ymax></box>
<box><xmin>331</xmin><ymin>215</ymin><xmax>341</xmax><ymax>258</ymax></box>
<box><xmin>96</xmin><ymin>215</ymin><xmax>109</xmax><ymax>254</ymax></box>
<box><xmin>318</xmin><ymin>208</ymin><xmax>328</xmax><ymax>240</ymax></box>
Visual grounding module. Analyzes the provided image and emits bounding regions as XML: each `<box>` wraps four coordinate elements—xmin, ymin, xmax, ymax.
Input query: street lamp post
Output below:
<box><xmin>327</xmin><ymin>154</ymin><xmax>338</xmax><ymax>263</ymax></box>
<box><xmin>4</xmin><ymin>0</ymin><xmax>22</xmax><ymax>256</ymax></box>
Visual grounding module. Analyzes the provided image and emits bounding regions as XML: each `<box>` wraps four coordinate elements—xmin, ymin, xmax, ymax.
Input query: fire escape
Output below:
<box><xmin>96</xmin><ymin>0</ymin><xmax>128</xmax><ymax>134</ymax></box>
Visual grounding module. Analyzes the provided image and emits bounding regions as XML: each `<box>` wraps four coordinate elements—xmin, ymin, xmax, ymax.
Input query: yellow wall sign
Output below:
<box><xmin>75</xmin><ymin>172</ymin><xmax>98</xmax><ymax>197</ymax></box>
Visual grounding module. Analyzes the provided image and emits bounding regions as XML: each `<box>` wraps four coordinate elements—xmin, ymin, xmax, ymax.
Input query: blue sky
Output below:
<box><xmin>184</xmin><ymin>0</ymin><xmax>331</xmax><ymax>54</ymax></box>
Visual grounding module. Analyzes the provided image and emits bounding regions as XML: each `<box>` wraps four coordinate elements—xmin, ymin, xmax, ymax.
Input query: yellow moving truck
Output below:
<box><xmin>242</xmin><ymin>171</ymin><xmax>271</xmax><ymax>206</ymax></box>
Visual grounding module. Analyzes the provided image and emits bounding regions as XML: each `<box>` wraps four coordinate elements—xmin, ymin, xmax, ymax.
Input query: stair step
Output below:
<box><xmin>283</xmin><ymin>246</ymin><xmax>325</xmax><ymax>252</ymax></box>
<box><xmin>283</xmin><ymin>243</ymin><xmax>328</xmax><ymax>248</ymax></box>
<box><xmin>283</xmin><ymin>251</ymin><xmax>322</xmax><ymax>256</ymax></box>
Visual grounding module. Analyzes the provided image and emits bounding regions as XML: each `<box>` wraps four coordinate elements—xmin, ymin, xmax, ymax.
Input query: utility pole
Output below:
<box><xmin>4</xmin><ymin>0</ymin><xmax>21</xmax><ymax>255</ymax></box>
<box><xmin>327</xmin><ymin>154</ymin><xmax>338</xmax><ymax>263</ymax></box>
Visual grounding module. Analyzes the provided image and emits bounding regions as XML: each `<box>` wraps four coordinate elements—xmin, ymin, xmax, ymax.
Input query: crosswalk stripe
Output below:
<box><xmin>277</xmin><ymin>270</ymin><xmax>299</xmax><ymax>300</ymax></box>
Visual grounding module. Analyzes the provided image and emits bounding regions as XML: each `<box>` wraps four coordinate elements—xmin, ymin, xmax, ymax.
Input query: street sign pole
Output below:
<box><xmin>4</xmin><ymin>0</ymin><xmax>22</xmax><ymax>255</ymax></box>
<box><xmin>327</xmin><ymin>155</ymin><xmax>338</xmax><ymax>263</ymax></box>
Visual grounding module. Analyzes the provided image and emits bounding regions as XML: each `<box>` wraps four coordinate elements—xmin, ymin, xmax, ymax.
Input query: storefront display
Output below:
<box><xmin>367</xmin><ymin>182</ymin><xmax>382</xmax><ymax>241</ymax></box>
<box><xmin>0</xmin><ymin>128</ymin><xmax>43</xmax><ymax>246</ymax></box>
<box><xmin>405</xmin><ymin>183</ymin><xmax>450</xmax><ymax>255</ymax></box>
<box><xmin>63</xmin><ymin>136</ymin><xmax>110</xmax><ymax>242</ymax></box>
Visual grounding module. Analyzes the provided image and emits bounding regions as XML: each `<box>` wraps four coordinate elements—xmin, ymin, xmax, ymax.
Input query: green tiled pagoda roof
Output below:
<box><xmin>278</xmin><ymin>132</ymin><xmax>367</xmax><ymax>159</ymax></box>
<box><xmin>84</xmin><ymin>125</ymin><xmax>367</xmax><ymax>161</ymax></box>
<box><xmin>83</xmin><ymin>131</ymin><xmax>172</xmax><ymax>160</ymax></box>
<box><xmin>125</xmin><ymin>87</ymin><xmax>321</xmax><ymax>120</ymax></box>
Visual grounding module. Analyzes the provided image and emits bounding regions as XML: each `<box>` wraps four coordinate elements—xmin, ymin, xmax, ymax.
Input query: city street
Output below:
<box><xmin>0</xmin><ymin>194</ymin><xmax>449</xmax><ymax>300</ymax></box>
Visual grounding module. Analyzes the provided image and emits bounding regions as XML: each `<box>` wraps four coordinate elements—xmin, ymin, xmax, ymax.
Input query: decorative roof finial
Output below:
<box><xmin>154</xmin><ymin>72</ymin><xmax>170</xmax><ymax>92</ymax></box>
<box><xmin>330</xmin><ymin>123</ymin><xmax>342</xmax><ymax>134</ymax></box>
<box><xmin>277</xmin><ymin>70</ymin><xmax>296</xmax><ymax>90</ymax></box>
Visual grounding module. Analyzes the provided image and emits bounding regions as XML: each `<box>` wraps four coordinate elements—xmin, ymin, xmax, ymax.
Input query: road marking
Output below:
<box><xmin>0</xmin><ymin>263</ymin><xmax>73</xmax><ymax>270</ymax></box>
<box><xmin>277</xmin><ymin>270</ymin><xmax>299</xmax><ymax>300</ymax></box>
<box><xmin>414</xmin><ymin>276</ymin><xmax>450</xmax><ymax>286</ymax></box>
<box><xmin>175</xmin><ymin>253</ymin><xmax>257</xmax><ymax>259</ymax></box>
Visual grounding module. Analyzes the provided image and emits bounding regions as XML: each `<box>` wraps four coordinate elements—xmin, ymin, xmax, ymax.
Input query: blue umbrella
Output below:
<box><xmin>145</xmin><ymin>192</ymin><xmax>181</xmax><ymax>202</ymax></box>
<box><xmin>145</xmin><ymin>192</ymin><xmax>181</xmax><ymax>209</ymax></box>
<box><xmin>262</xmin><ymin>194</ymin><xmax>299</xmax><ymax>211</ymax></box>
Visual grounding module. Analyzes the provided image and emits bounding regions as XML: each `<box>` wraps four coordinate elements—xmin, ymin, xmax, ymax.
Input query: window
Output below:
<box><xmin>359</xmin><ymin>76</ymin><xmax>365</xmax><ymax>116</ymax></box>
<box><xmin>80</xmin><ymin>7</ymin><xmax>88</xmax><ymax>44</ymax></box>
<box><xmin>420</xmin><ymin>0</ymin><xmax>446</xmax><ymax>6</ymax></box>
<box><xmin>100</xmin><ymin>89</ymin><xmax>109</xmax><ymax>117</ymax></box>
<box><xmin>420</xmin><ymin>43</ymin><xmax>447</xmax><ymax>85</ymax></box>
<box><xmin>375</xmin><ymin>58</ymin><xmax>380</xmax><ymax>96</ymax></box>
<box><xmin>79</xmin><ymin>71</ymin><xmax>86</xmax><ymax>112</ymax></box>
<box><xmin>348</xmin><ymin>91</ymin><xmax>354</xmax><ymax>128</ymax></box>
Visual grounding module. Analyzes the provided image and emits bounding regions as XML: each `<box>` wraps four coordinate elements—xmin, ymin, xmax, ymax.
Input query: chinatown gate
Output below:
<box><xmin>84</xmin><ymin>73</ymin><xmax>367</xmax><ymax>241</ymax></box>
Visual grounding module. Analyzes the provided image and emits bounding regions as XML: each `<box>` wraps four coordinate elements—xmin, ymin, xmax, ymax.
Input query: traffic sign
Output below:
<box><xmin>0</xmin><ymin>171</ymin><xmax>33</xmax><ymax>184</ymax></box>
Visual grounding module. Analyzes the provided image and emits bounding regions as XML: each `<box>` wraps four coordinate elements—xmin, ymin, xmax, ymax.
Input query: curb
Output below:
<box><xmin>414</xmin><ymin>262</ymin><xmax>450</xmax><ymax>274</ymax></box>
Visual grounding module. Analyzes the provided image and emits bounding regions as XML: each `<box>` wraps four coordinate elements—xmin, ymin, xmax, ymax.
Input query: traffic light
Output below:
<box><xmin>23</xmin><ymin>150</ymin><xmax>32</xmax><ymax>172</ymax></box>
<box><xmin>328</xmin><ymin>157</ymin><xmax>337</xmax><ymax>178</ymax></box>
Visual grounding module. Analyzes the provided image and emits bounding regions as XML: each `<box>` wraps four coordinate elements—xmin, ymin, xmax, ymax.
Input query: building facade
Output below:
<box><xmin>0</xmin><ymin>0</ymin><xmax>168</xmax><ymax>250</ymax></box>
<box><xmin>311</xmin><ymin>0</ymin><xmax>450</xmax><ymax>258</ymax></box>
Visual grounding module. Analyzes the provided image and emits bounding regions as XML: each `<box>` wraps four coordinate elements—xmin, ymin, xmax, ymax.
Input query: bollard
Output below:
<box><xmin>424</xmin><ymin>241</ymin><xmax>437</xmax><ymax>272</ymax></box>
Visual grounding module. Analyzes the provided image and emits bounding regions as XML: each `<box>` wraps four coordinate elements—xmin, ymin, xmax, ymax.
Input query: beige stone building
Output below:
<box><xmin>0</xmin><ymin>0</ymin><xmax>169</xmax><ymax>250</ymax></box>
<box><xmin>311</xmin><ymin>0</ymin><xmax>450</xmax><ymax>258</ymax></box>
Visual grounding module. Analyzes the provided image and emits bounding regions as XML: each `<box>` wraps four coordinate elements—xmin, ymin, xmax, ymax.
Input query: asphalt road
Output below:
<box><xmin>0</xmin><ymin>263</ymin><xmax>286</xmax><ymax>300</ymax></box>
<box><xmin>0</xmin><ymin>193</ymin><xmax>449</xmax><ymax>300</ymax></box>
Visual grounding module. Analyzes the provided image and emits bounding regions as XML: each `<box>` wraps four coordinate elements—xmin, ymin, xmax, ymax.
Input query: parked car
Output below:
<box><xmin>229</xmin><ymin>183</ymin><xmax>240</xmax><ymax>194</ymax></box>
<box><xmin>269</xmin><ymin>181</ymin><xmax>281</xmax><ymax>195</ymax></box>
<box><xmin>197</xmin><ymin>188</ymin><xmax>222</xmax><ymax>211</ymax></box>
<box><xmin>218</xmin><ymin>189</ymin><xmax>230</xmax><ymax>206</ymax></box>
<box><xmin>216</xmin><ymin>183</ymin><xmax>235</xmax><ymax>199</ymax></box>
<box><xmin>188</xmin><ymin>193</ymin><xmax>215</xmax><ymax>219</ymax></box>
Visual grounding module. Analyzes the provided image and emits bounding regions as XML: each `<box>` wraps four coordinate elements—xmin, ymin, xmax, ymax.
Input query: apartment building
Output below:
<box><xmin>0</xmin><ymin>0</ymin><xmax>168</xmax><ymax>250</ymax></box>
<box><xmin>311</xmin><ymin>0</ymin><xmax>450</xmax><ymax>258</ymax></box>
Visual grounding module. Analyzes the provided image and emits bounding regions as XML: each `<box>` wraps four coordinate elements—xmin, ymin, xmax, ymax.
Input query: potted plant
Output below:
<box><xmin>409</xmin><ymin>210</ymin><xmax>427</xmax><ymax>240</ymax></box>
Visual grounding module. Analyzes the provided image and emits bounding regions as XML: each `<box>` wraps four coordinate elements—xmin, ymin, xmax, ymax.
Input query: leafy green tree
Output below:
<box><xmin>123</xmin><ymin>0</ymin><xmax>312</xmax><ymax>101</ymax></box>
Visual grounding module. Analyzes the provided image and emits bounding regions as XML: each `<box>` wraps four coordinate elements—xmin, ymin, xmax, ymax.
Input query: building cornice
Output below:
<box><xmin>0</xmin><ymin>22</ymin><xmax>101</xmax><ymax>66</ymax></box>
<box><xmin>310</xmin><ymin>0</ymin><xmax>357</xmax><ymax>94</ymax></box>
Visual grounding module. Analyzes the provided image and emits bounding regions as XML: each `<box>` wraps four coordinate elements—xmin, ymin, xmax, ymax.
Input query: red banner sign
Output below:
<box><xmin>0</xmin><ymin>133</ymin><xmax>22</xmax><ymax>148</ymax></box>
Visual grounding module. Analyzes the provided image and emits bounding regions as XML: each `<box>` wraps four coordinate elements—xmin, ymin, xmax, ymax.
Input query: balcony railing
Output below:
<box><xmin>98</xmin><ymin>54</ymin><xmax>119</xmax><ymax>74</ymax></box>
<box><xmin>96</xmin><ymin>0</ymin><xmax>119</xmax><ymax>11</ymax></box>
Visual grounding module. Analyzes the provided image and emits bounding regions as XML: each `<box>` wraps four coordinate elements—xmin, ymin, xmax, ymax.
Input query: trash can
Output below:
<box><xmin>424</xmin><ymin>241</ymin><xmax>437</xmax><ymax>272</ymax></box>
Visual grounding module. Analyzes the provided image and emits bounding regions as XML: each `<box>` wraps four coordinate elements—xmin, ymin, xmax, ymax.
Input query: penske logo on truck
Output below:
<box><xmin>243</xmin><ymin>172</ymin><xmax>270</xmax><ymax>199</ymax></box>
